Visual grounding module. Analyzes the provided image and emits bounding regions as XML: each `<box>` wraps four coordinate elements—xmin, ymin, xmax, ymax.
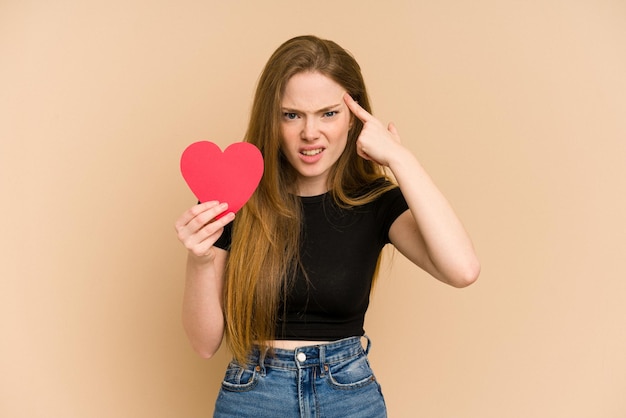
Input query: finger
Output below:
<box><xmin>357</xmin><ymin>147</ymin><xmax>372</xmax><ymax>162</ymax></box>
<box><xmin>175</xmin><ymin>201</ymin><xmax>219</xmax><ymax>229</ymax></box>
<box><xmin>188</xmin><ymin>202</ymin><xmax>231</xmax><ymax>231</ymax></box>
<box><xmin>388</xmin><ymin>122</ymin><xmax>399</xmax><ymax>136</ymax></box>
<box><xmin>182</xmin><ymin>210</ymin><xmax>235</xmax><ymax>251</ymax></box>
<box><xmin>343</xmin><ymin>93</ymin><xmax>373</xmax><ymax>123</ymax></box>
<box><xmin>175</xmin><ymin>201</ymin><xmax>228</xmax><ymax>236</ymax></box>
<box><xmin>209</xmin><ymin>210</ymin><xmax>235</xmax><ymax>230</ymax></box>
<box><xmin>357</xmin><ymin>147</ymin><xmax>384</xmax><ymax>166</ymax></box>
<box><xmin>195</xmin><ymin>211</ymin><xmax>235</xmax><ymax>244</ymax></box>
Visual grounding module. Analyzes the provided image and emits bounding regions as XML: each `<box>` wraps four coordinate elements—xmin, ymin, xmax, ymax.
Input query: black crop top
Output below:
<box><xmin>214</xmin><ymin>185</ymin><xmax>409</xmax><ymax>340</ymax></box>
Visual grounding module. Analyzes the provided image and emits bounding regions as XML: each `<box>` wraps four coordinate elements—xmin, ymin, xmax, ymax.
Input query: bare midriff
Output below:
<box><xmin>268</xmin><ymin>340</ymin><xmax>331</xmax><ymax>350</ymax></box>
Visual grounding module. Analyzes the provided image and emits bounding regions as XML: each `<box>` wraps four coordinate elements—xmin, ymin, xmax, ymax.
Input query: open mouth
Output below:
<box><xmin>300</xmin><ymin>148</ymin><xmax>324</xmax><ymax>156</ymax></box>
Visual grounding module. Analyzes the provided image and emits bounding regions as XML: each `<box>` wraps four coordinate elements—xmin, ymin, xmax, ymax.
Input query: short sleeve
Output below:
<box><xmin>214</xmin><ymin>221</ymin><xmax>233</xmax><ymax>251</ymax></box>
<box><xmin>375</xmin><ymin>186</ymin><xmax>409</xmax><ymax>244</ymax></box>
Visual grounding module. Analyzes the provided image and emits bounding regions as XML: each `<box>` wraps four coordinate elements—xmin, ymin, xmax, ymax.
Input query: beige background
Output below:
<box><xmin>2</xmin><ymin>0</ymin><xmax>625</xmax><ymax>417</ymax></box>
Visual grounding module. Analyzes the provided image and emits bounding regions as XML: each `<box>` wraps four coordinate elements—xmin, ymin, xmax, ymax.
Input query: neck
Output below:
<box><xmin>295</xmin><ymin>179</ymin><xmax>329</xmax><ymax>197</ymax></box>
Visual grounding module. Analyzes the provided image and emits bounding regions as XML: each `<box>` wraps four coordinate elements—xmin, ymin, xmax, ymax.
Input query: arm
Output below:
<box><xmin>174</xmin><ymin>201</ymin><xmax>235</xmax><ymax>358</ymax></box>
<box><xmin>344</xmin><ymin>94</ymin><xmax>480</xmax><ymax>287</ymax></box>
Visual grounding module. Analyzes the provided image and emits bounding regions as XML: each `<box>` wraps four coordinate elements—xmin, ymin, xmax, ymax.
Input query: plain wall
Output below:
<box><xmin>2</xmin><ymin>1</ymin><xmax>625</xmax><ymax>417</ymax></box>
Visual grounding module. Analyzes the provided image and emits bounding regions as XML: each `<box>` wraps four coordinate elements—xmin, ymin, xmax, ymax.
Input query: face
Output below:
<box><xmin>280</xmin><ymin>71</ymin><xmax>352</xmax><ymax>196</ymax></box>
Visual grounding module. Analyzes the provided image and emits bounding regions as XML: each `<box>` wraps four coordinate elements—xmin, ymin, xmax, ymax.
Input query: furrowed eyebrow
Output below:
<box><xmin>281</xmin><ymin>103</ymin><xmax>343</xmax><ymax>114</ymax></box>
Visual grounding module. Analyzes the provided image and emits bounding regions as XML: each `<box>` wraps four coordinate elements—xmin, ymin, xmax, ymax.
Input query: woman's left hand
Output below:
<box><xmin>344</xmin><ymin>93</ymin><xmax>403</xmax><ymax>167</ymax></box>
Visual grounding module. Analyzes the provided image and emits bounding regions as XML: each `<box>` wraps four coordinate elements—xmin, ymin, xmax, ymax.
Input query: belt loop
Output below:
<box><xmin>319</xmin><ymin>343</ymin><xmax>327</xmax><ymax>376</ymax></box>
<box><xmin>363</xmin><ymin>335</ymin><xmax>372</xmax><ymax>355</ymax></box>
<box><xmin>257</xmin><ymin>346</ymin><xmax>267</xmax><ymax>377</ymax></box>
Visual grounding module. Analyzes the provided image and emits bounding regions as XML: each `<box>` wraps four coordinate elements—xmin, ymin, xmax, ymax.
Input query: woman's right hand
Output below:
<box><xmin>174</xmin><ymin>201</ymin><xmax>235</xmax><ymax>261</ymax></box>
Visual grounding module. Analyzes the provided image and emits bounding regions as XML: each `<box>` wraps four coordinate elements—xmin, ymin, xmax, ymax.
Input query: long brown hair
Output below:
<box><xmin>224</xmin><ymin>35</ymin><xmax>396</xmax><ymax>363</ymax></box>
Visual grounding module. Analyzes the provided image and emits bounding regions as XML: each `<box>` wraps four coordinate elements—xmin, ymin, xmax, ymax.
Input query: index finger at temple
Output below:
<box><xmin>343</xmin><ymin>93</ymin><xmax>372</xmax><ymax>122</ymax></box>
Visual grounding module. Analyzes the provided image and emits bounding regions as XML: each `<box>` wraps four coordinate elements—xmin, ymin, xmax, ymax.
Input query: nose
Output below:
<box><xmin>301</xmin><ymin>117</ymin><xmax>320</xmax><ymax>141</ymax></box>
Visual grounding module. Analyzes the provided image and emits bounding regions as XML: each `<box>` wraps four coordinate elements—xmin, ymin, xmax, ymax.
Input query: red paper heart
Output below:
<box><xmin>180</xmin><ymin>141</ymin><xmax>264</xmax><ymax>215</ymax></box>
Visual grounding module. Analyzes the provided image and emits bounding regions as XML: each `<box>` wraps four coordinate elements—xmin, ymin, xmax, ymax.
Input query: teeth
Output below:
<box><xmin>301</xmin><ymin>149</ymin><xmax>323</xmax><ymax>156</ymax></box>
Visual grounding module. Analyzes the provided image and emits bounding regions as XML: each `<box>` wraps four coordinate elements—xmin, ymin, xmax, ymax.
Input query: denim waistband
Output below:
<box><xmin>246</xmin><ymin>335</ymin><xmax>371</xmax><ymax>372</ymax></box>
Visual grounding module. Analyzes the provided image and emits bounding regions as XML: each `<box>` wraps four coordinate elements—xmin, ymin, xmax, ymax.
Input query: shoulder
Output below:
<box><xmin>346</xmin><ymin>177</ymin><xmax>398</xmax><ymax>201</ymax></box>
<box><xmin>373</xmin><ymin>184</ymin><xmax>408</xmax><ymax>217</ymax></box>
<box><xmin>359</xmin><ymin>177</ymin><xmax>395</xmax><ymax>195</ymax></box>
<box><xmin>364</xmin><ymin>178</ymin><xmax>404</xmax><ymax>206</ymax></box>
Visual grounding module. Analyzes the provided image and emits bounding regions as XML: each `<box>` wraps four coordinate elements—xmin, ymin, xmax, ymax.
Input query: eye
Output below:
<box><xmin>323</xmin><ymin>111</ymin><xmax>338</xmax><ymax>118</ymax></box>
<box><xmin>283</xmin><ymin>112</ymin><xmax>298</xmax><ymax>120</ymax></box>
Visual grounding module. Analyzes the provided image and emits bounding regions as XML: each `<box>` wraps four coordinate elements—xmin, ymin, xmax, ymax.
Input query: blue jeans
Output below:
<box><xmin>214</xmin><ymin>336</ymin><xmax>387</xmax><ymax>417</ymax></box>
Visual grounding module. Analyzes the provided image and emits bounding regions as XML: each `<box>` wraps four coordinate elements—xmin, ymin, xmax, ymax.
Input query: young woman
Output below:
<box><xmin>175</xmin><ymin>35</ymin><xmax>480</xmax><ymax>417</ymax></box>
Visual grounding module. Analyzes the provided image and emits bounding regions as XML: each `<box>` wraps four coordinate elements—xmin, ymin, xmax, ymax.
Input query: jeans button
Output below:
<box><xmin>296</xmin><ymin>352</ymin><xmax>307</xmax><ymax>362</ymax></box>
